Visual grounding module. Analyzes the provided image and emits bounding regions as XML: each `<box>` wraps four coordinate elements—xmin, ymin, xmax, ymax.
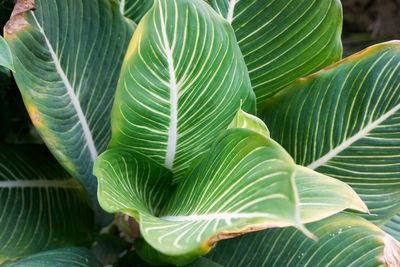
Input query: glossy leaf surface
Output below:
<box><xmin>109</xmin><ymin>0</ymin><xmax>256</xmax><ymax>182</ymax></box>
<box><xmin>261</xmin><ymin>41</ymin><xmax>400</xmax><ymax>233</ymax></box>
<box><xmin>211</xmin><ymin>0</ymin><xmax>343</xmax><ymax>103</ymax></box>
<box><xmin>4</xmin><ymin>0</ymin><xmax>134</xmax><ymax>216</ymax></box>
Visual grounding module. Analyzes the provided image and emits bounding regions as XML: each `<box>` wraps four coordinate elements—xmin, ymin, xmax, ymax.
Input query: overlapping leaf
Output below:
<box><xmin>95</xmin><ymin>108</ymin><xmax>366</xmax><ymax>265</ymax></box>
<box><xmin>260</xmin><ymin>41</ymin><xmax>400</xmax><ymax>237</ymax></box>
<box><xmin>120</xmin><ymin>0</ymin><xmax>154</xmax><ymax>24</ymax></box>
<box><xmin>206</xmin><ymin>214</ymin><xmax>400</xmax><ymax>267</ymax></box>
<box><xmin>210</xmin><ymin>0</ymin><xmax>343</xmax><ymax>104</ymax></box>
<box><xmin>0</xmin><ymin>146</ymin><xmax>94</xmax><ymax>260</ymax></box>
<box><xmin>4</xmin><ymin>0</ymin><xmax>134</xmax><ymax>218</ymax></box>
<box><xmin>0</xmin><ymin>36</ymin><xmax>13</xmax><ymax>71</ymax></box>
<box><xmin>1</xmin><ymin>247</ymin><xmax>101</xmax><ymax>267</ymax></box>
<box><xmin>109</xmin><ymin>0</ymin><xmax>256</xmax><ymax>182</ymax></box>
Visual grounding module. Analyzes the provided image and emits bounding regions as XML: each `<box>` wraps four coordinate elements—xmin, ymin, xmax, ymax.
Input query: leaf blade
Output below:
<box><xmin>5</xmin><ymin>0</ymin><xmax>134</xmax><ymax>218</ymax></box>
<box><xmin>260</xmin><ymin>41</ymin><xmax>400</xmax><ymax>226</ymax></box>
<box><xmin>0</xmin><ymin>145</ymin><xmax>94</xmax><ymax>260</ymax></box>
<box><xmin>110</xmin><ymin>0</ymin><xmax>256</xmax><ymax>182</ymax></box>
<box><xmin>211</xmin><ymin>0</ymin><xmax>343</xmax><ymax>103</ymax></box>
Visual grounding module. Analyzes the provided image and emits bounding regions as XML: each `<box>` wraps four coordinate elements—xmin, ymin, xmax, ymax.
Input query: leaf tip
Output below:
<box><xmin>382</xmin><ymin>233</ymin><xmax>400</xmax><ymax>266</ymax></box>
<box><xmin>4</xmin><ymin>0</ymin><xmax>36</xmax><ymax>38</ymax></box>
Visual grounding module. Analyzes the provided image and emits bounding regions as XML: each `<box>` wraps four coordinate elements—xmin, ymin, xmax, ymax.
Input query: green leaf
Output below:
<box><xmin>120</xmin><ymin>0</ymin><xmax>153</xmax><ymax>24</ymax></box>
<box><xmin>1</xmin><ymin>247</ymin><xmax>101</xmax><ymax>267</ymax></box>
<box><xmin>260</xmin><ymin>41</ymin><xmax>400</xmax><ymax>228</ymax></box>
<box><xmin>210</xmin><ymin>0</ymin><xmax>343</xmax><ymax>104</ymax></box>
<box><xmin>206</xmin><ymin>214</ymin><xmax>400</xmax><ymax>267</ymax></box>
<box><xmin>4</xmin><ymin>0</ymin><xmax>134</xmax><ymax>219</ymax></box>
<box><xmin>383</xmin><ymin>213</ymin><xmax>400</xmax><ymax>241</ymax></box>
<box><xmin>228</xmin><ymin>107</ymin><xmax>270</xmax><ymax>137</ymax></box>
<box><xmin>96</xmin><ymin>115</ymin><xmax>366</xmax><ymax>265</ymax></box>
<box><xmin>109</xmin><ymin>0</ymin><xmax>256</xmax><ymax>183</ymax></box>
<box><xmin>0</xmin><ymin>36</ymin><xmax>13</xmax><ymax>71</ymax></box>
<box><xmin>94</xmin><ymin>148</ymin><xmax>173</xmax><ymax>219</ymax></box>
<box><xmin>0</xmin><ymin>145</ymin><xmax>94</xmax><ymax>260</ymax></box>
<box><xmin>295</xmin><ymin>165</ymin><xmax>367</xmax><ymax>223</ymax></box>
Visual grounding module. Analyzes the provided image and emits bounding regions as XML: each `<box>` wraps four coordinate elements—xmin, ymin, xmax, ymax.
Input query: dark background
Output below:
<box><xmin>0</xmin><ymin>0</ymin><xmax>399</xmax><ymax>144</ymax></box>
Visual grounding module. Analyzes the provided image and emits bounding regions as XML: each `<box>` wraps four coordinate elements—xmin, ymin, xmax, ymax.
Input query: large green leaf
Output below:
<box><xmin>206</xmin><ymin>214</ymin><xmax>400</xmax><ymax>267</ymax></box>
<box><xmin>1</xmin><ymin>247</ymin><xmax>101</xmax><ymax>267</ymax></box>
<box><xmin>0</xmin><ymin>145</ymin><xmax>94</xmax><ymax>260</ymax></box>
<box><xmin>109</xmin><ymin>0</ymin><xmax>256</xmax><ymax>182</ymax></box>
<box><xmin>210</xmin><ymin>0</ymin><xmax>343</xmax><ymax>104</ymax></box>
<box><xmin>4</xmin><ymin>0</ymin><xmax>134</xmax><ymax>218</ymax></box>
<box><xmin>95</xmin><ymin>109</ymin><xmax>366</xmax><ymax>265</ymax></box>
<box><xmin>0</xmin><ymin>36</ymin><xmax>13</xmax><ymax>71</ymax></box>
<box><xmin>119</xmin><ymin>0</ymin><xmax>153</xmax><ymax>24</ymax></box>
<box><xmin>260</xmin><ymin>41</ymin><xmax>400</xmax><ymax>233</ymax></box>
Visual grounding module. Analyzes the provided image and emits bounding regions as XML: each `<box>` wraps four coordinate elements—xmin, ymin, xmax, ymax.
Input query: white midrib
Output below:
<box><xmin>32</xmin><ymin>14</ymin><xmax>98</xmax><ymax>161</ymax></box>
<box><xmin>120</xmin><ymin>0</ymin><xmax>125</xmax><ymax>15</ymax></box>
<box><xmin>308</xmin><ymin>102</ymin><xmax>400</xmax><ymax>170</ymax></box>
<box><xmin>160</xmin><ymin>212</ymin><xmax>276</xmax><ymax>222</ymax></box>
<box><xmin>226</xmin><ymin>0</ymin><xmax>238</xmax><ymax>24</ymax></box>
<box><xmin>159</xmin><ymin>9</ymin><xmax>178</xmax><ymax>170</ymax></box>
<box><xmin>0</xmin><ymin>179</ymin><xmax>80</xmax><ymax>189</ymax></box>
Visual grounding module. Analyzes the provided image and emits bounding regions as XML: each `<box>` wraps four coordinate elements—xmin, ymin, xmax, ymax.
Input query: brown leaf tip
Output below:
<box><xmin>4</xmin><ymin>0</ymin><xmax>36</xmax><ymax>37</ymax></box>
<box><xmin>383</xmin><ymin>234</ymin><xmax>400</xmax><ymax>267</ymax></box>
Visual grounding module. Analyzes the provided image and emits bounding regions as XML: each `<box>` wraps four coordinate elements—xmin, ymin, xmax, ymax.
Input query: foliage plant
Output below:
<box><xmin>0</xmin><ymin>0</ymin><xmax>399</xmax><ymax>266</ymax></box>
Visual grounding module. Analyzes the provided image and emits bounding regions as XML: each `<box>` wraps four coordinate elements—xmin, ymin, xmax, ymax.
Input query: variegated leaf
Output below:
<box><xmin>210</xmin><ymin>0</ymin><xmax>343</xmax><ymax>104</ymax></box>
<box><xmin>4</xmin><ymin>0</ymin><xmax>134</xmax><ymax>219</ymax></box>
<box><xmin>0</xmin><ymin>146</ymin><xmax>94</xmax><ymax>260</ymax></box>
<box><xmin>95</xmin><ymin>110</ymin><xmax>366</xmax><ymax>265</ymax></box>
<box><xmin>109</xmin><ymin>0</ymin><xmax>256</xmax><ymax>183</ymax></box>
<box><xmin>207</xmin><ymin>214</ymin><xmax>400</xmax><ymax>267</ymax></box>
<box><xmin>260</xmin><ymin>41</ymin><xmax>400</xmax><ymax>237</ymax></box>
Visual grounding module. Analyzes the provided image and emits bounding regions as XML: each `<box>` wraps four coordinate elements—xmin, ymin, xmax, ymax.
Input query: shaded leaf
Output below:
<box><xmin>210</xmin><ymin>0</ymin><xmax>343</xmax><ymax>104</ymax></box>
<box><xmin>109</xmin><ymin>0</ymin><xmax>256</xmax><ymax>182</ymax></box>
<box><xmin>0</xmin><ymin>145</ymin><xmax>94</xmax><ymax>260</ymax></box>
<box><xmin>0</xmin><ymin>36</ymin><xmax>13</xmax><ymax>71</ymax></box>
<box><xmin>4</xmin><ymin>0</ymin><xmax>134</xmax><ymax>219</ymax></box>
<box><xmin>120</xmin><ymin>0</ymin><xmax>153</xmax><ymax>24</ymax></box>
<box><xmin>1</xmin><ymin>247</ymin><xmax>101</xmax><ymax>267</ymax></box>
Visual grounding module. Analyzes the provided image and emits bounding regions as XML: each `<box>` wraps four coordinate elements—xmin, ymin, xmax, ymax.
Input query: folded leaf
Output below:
<box><xmin>0</xmin><ymin>145</ymin><xmax>94</xmax><ymax>260</ymax></box>
<box><xmin>94</xmin><ymin>148</ymin><xmax>173</xmax><ymax>220</ymax></box>
<box><xmin>1</xmin><ymin>247</ymin><xmax>101</xmax><ymax>267</ymax></box>
<box><xmin>109</xmin><ymin>0</ymin><xmax>256</xmax><ymax>182</ymax></box>
<box><xmin>140</xmin><ymin>129</ymin><xmax>301</xmax><ymax>257</ymax></box>
<box><xmin>0</xmin><ymin>36</ymin><xmax>13</xmax><ymax>71</ymax></box>
<box><xmin>4</xmin><ymin>0</ymin><xmax>134</xmax><ymax>219</ymax></box>
<box><xmin>295</xmin><ymin>165</ymin><xmax>367</xmax><ymax>223</ymax></box>
<box><xmin>207</xmin><ymin>214</ymin><xmax>400</xmax><ymax>267</ymax></box>
<box><xmin>260</xmin><ymin>41</ymin><xmax>400</xmax><ymax>226</ymax></box>
<box><xmin>210</xmin><ymin>0</ymin><xmax>343</xmax><ymax>104</ymax></box>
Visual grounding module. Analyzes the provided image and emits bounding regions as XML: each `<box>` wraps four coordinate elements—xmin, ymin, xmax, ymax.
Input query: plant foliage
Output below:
<box><xmin>1</xmin><ymin>0</ymin><xmax>399</xmax><ymax>266</ymax></box>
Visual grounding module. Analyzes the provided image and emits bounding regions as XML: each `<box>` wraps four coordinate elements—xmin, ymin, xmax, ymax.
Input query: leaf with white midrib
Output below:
<box><xmin>210</xmin><ymin>0</ymin><xmax>343</xmax><ymax>104</ymax></box>
<box><xmin>0</xmin><ymin>145</ymin><xmax>94</xmax><ymax>260</ymax></box>
<box><xmin>261</xmin><ymin>41</ymin><xmax>400</xmax><ymax>227</ymax></box>
<box><xmin>95</xmin><ymin>116</ymin><xmax>366</xmax><ymax>265</ymax></box>
<box><xmin>109</xmin><ymin>0</ymin><xmax>256</xmax><ymax>182</ymax></box>
<box><xmin>5</xmin><ymin>0</ymin><xmax>134</xmax><ymax>218</ymax></box>
<box><xmin>206</xmin><ymin>214</ymin><xmax>400</xmax><ymax>267</ymax></box>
